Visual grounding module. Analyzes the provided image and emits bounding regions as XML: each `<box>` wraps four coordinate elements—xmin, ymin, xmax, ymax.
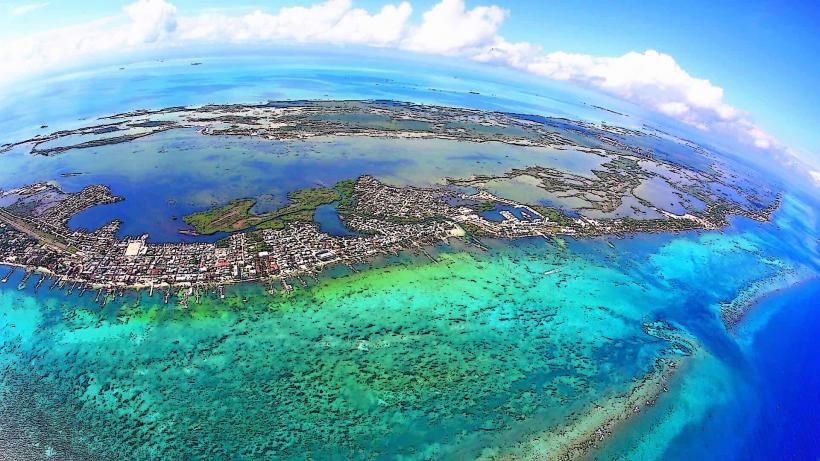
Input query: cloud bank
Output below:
<box><xmin>0</xmin><ymin>0</ymin><xmax>811</xmax><ymax>176</ymax></box>
<box><xmin>10</xmin><ymin>2</ymin><xmax>50</xmax><ymax>17</ymax></box>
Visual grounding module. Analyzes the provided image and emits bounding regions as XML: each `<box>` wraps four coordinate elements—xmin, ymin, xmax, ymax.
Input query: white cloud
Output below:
<box><xmin>0</xmin><ymin>0</ymin><xmax>810</xmax><ymax>176</ymax></box>
<box><xmin>480</xmin><ymin>49</ymin><xmax>745</xmax><ymax>131</ymax></box>
<box><xmin>10</xmin><ymin>2</ymin><xmax>49</xmax><ymax>17</ymax></box>
<box><xmin>125</xmin><ymin>0</ymin><xmax>177</xmax><ymax>44</ymax></box>
<box><xmin>402</xmin><ymin>0</ymin><xmax>505</xmax><ymax>55</ymax></box>
<box><xmin>810</xmin><ymin>170</ymin><xmax>820</xmax><ymax>186</ymax></box>
<box><xmin>478</xmin><ymin>48</ymin><xmax>784</xmax><ymax>151</ymax></box>
<box><xmin>176</xmin><ymin>0</ymin><xmax>412</xmax><ymax>46</ymax></box>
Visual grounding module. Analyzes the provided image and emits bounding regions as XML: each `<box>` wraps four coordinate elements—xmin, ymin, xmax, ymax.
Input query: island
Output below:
<box><xmin>0</xmin><ymin>100</ymin><xmax>780</xmax><ymax>319</ymax></box>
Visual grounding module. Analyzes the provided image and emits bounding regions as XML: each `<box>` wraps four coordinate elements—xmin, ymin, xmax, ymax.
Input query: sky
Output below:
<box><xmin>1</xmin><ymin>0</ymin><xmax>818</xmax><ymax>181</ymax></box>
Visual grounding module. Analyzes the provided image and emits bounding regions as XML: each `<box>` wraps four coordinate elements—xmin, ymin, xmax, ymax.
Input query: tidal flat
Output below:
<box><xmin>0</xmin><ymin>130</ymin><xmax>608</xmax><ymax>243</ymax></box>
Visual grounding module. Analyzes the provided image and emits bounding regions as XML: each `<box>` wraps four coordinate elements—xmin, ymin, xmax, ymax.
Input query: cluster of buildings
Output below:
<box><xmin>0</xmin><ymin>178</ymin><xmax>488</xmax><ymax>293</ymax></box>
<box><xmin>0</xmin><ymin>172</ymin><xmax>775</xmax><ymax>296</ymax></box>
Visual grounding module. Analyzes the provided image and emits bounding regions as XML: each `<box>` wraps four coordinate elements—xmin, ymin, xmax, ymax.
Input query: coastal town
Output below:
<box><xmin>0</xmin><ymin>99</ymin><xmax>803</xmax><ymax>461</ymax></box>
<box><xmin>0</xmin><ymin>170</ymin><xmax>777</xmax><ymax>300</ymax></box>
<box><xmin>0</xmin><ymin>100</ymin><xmax>781</xmax><ymax>299</ymax></box>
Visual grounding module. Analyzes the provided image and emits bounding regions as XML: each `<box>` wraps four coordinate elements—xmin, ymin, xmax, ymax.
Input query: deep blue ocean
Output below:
<box><xmin>0</xmin><ymin>50</ymin><xmax>817</xmax><ymax>459</ymax></box>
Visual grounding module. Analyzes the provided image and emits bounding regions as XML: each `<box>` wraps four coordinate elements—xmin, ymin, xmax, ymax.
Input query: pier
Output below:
<box><xmin>18</xmin><ymin>271</ymin><xmax>32</xmax><ymax>290</ymax></box>
<box><xmin>470</xmin><ymin>239</ymin><xmax>489</xmax><ymax>252</ymax></box>
<box><xmin>1</xmin><ymin>267</ymin><xmax>14</xmax><ymax>283</ymax></box>
<box><xmin>34</xmin><ymin>274</ymin><xmax>46</xmax><ymax>291</ymax></box>
<box><xmin>417</xmin><ymin>246</ymin><xmax>438</xmax><ymax>263</ymax></box>
<box><xmin>179</xmin><ymin>288</ymin><xmax>190</xmax><ymax>308</ymax></box>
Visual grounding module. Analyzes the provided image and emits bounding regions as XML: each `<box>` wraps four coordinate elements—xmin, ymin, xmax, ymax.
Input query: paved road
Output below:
<box><xmin>0</xmin><ymin>209</ymin><xmax>71</xmax><ymax>253</ymax></box>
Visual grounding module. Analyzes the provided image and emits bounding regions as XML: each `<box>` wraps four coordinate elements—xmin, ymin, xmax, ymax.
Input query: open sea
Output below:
<box><xmin>0</xmin><ymin>51</ymin><xmax>818</xmax><ymax>459</ymax></box>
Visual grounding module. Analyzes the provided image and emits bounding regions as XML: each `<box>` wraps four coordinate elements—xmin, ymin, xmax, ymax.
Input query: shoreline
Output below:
<box><xmin>1</xmin><ymin>100</ymin><xmax>782</xmax><ymax>293</ymax></box>
<box><xmin>0</xmin><ymin>238</ymin><xmax>469</xmax><ymax>299</ymax></box>
<box><xmin>489</xmin><ymin>351</ymin><xmax>688</xmax><ymax>461</ymax></box>
<box><xmin>0</xmin><ymin>203</ymin><xmax>785</xmax><ymax>298</ymax></box>
<box><xmin>720</xmin><ymin>266</ymin><xmax>819</xmax><ymax>331</ymax></box>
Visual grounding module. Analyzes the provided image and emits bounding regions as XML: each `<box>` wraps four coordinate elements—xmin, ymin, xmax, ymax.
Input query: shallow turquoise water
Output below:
<box><xmin>1</xmin><ymin>54</ymin><xmax>819</xmax><ymax>459</ymax></box>
<box><xmin>1</xmin><ymin>191</ymin><xmax>817</xmax><ymax>459</ymax></box>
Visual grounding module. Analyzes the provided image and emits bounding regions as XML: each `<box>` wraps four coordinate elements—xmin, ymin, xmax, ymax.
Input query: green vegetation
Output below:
<box><xmin>246</xmin><ymin>231</ymin><xmax>272</xmax><ymax>253</ymax></box>
<box><xmin>0</xmin><ymin>209</ymin><xmax>75</xmax><ymax>253</ymax></box>
<box><xmin>469</xmin><ymin>201</ymin><xmax>497</xmax><ymax>212</ymax></box>
<box><xmin>183</xmin><ymin>199</ymin><xmax>256</xmax><ymax>235</ymax></box>
<box><xmin>459</xmin><ymin>221</ymin><xmax>490</xmax><ymax>238</ymax></box>
<box><xmin>307</xmin><ymin>113</ymin><xmax>434</xmax><ymax>132</ymax></box>
<box><xmin>184</xmin><ymin>179</ymin><xmax>356</xmax><ymax>234</ymax></box>
<box><xmin>532</xmin><ymin>205</ymin><xmax>575</xmax><ymax>226</ymax></box>
<box><xmin>333</xmin><ymin>179</ymin><xmax>357</xmax><ymax>213</ymax></box>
